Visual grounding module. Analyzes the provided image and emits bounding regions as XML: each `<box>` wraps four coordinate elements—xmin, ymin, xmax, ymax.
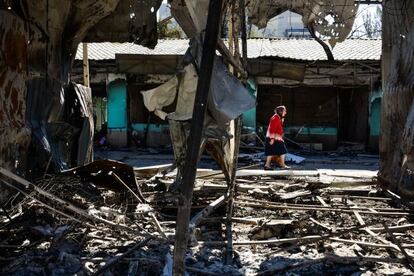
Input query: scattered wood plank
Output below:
<box><xmin>201</xmin><ymin>220</ymin><xmax>383</xmax><ymax>248</ymax></box>
<box><xmin>309</xmin><ymin>217</ymin><xmax>332</xmax><ymax>231</ymax></box>
<box><xmin>383</xmin><ymin>223</ymin><xmax>414</xmax><ymax>271</ymax></box>
<box><xmin>111</xmin><ymin>172</ymin><xmax>144</xmax><ymax>203</ymax></box>
<box><xmin>330</xmin><ymin>195</ymin><xmax>392</xmax><ymax>201</ymax></box>
<box><xmin>277</xmin><ymin>190</ymin><xmax>311</xmax><ymax>200</ymax></box>
<box><xmin>199</xmin><ymin>217</ymin><xmax>262</xmax><ymax>225</ymax></box>
<box><xmin>236</xmin><ymin>201</ymin><xmax>411</xmax><ymax>217</ymax></box>
<box><xmin>325</xmin><ymin>253</ymin><xmax>405</xmax><ymax>264</ymax></box>
<box><xmin>195</xmin><ymin>183</ymin><xmax>270</xmax><ymax>193</ymax></box>
<box><xmin>241</xmin><ymin>196</ymin><xmax>406</xmax><ymax>212</ymax></box>
<box><xmin>150</xmin><ymin>213</ymin><xmax>167</xmax><ymax>239</ymax></box>
<box><xmin>370</xmin><ymin>224</ymin><xmax>414</xmax><ymax>233</ymax></box>
<box><xmin>0</xmin><ymin>170</ymin><xmax>151</xmax><ymax>237</ymax></box>
<box><xmin>0</xmin><ymin>179</ymin><xmax>106</xmax><ymax>231</ymax></box>
<box><xmin>384</xmin><ymin>189</ymin><xmax>414</xmax><ymax>209</ymax></box>
<box><xmin>330</xmin><ymin>237</ymin><xmax>414</xmax><ymax>251</ymax></box>
<box><xmin>133</xmin><ymin>163</ymin><xmax>173</xmax><ymax>177</ymax></box>
<box><xmin>0</xmin><ymin>168</ymin><xmax>30</xmax><ymax>188</ymax></box>
<box><xmin>189</xmin><ymin>195</ymin><xmax>227</xmax><ymax>231</ymax></box>
<box><xmin>317</xmin><ymin>169</ymin><xmax>378</xmax><ymax>179</ymax></box>
<box><xmin>200</xmin><ymin>235</ymin><xmax>325</xmax><ymax>246</ymax></box>
<box><xmin>348</xmin><ymin>200</ymin><xmax>396</xmax><ymax>250</ymax></box>
<box><xmin>265</xmin><ymin>220</ymin><xmax>401</xmax><ymax>257</ymax></box>
<box><xmin>315</xmin><ymin>196</ymin><xmax>330</xmax><ymax>207</ymax></box>
<box><xmin>197</xmin><ymin>163</ymin><xmax>261</xmax><ymax>179</ymax></box>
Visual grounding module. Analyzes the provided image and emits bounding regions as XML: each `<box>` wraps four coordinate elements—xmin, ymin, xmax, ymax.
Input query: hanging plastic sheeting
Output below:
<box><xmin>185</xmin><ymin>35</ymin><xmax>256</xmax><ymax>126</ymax></box>
<box><xmin>208</xmin><ymin>57</ymin><xmax>256</xmax><ymax>126</ymax></box>
<box><xmin>71</xmin><ymin>84</ymin><xmax>94</xmax><ymax>167</ymax></box>
<box><xmin>246</xmin><ymin>0</ymin><xmax>358</xmax><ymax>47</ymax></box>
<box><xmin>141</xmin><ymin>76</ymin><xmax>178</xmax><ymax>120</ymax></box>
<box><xmin>141</xmin><ymin>57</ymin><xmax>255</xmax><ymax>126</ymax></box>
<box><xmin>168</xmin><ymin>64</ymin><xmax>198</xmax><ymax>121</ymax></box>
<box><xmin>26</xmin><ymin>78</ymin><xmax>68</xmax><ymax>171</ymax></box>
<box><xmin>26</xmin><ymin>82</ymin><xmax>94</xmax><ymax>170</ymax></box>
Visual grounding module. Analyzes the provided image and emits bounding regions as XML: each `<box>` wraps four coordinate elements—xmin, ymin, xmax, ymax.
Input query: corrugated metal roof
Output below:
<box><xmin>76</xmin><ymin>38</ymin><xmax>381</xmax><ymax>61</ymax></box>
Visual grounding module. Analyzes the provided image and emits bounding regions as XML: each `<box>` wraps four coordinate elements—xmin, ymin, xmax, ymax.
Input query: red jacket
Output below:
<box><xmin>266</xmin><ymin>114</ymin><xmax>284</xmax><ymax>139</ymax></box>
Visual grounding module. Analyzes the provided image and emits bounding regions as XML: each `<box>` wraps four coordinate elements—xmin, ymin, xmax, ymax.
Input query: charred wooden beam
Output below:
<box><xmin>217</xmin><ymin>39</ymin><xmax>247</xmax><ymax>78</ymax></box>
<box><xmin>225</xmin><ymin>117</ymin><xmax>242</xmax><ymax>264</ymax></box>
<box><xmin>172</xmin><ymin>0</ymin><xmax>223</xmax><ymax>274</ymax></box>
<box><xmin>240</xmin><ymin>0</ymin><xmax>248</xmax><ymax>71</ymax></box>
<box><xmin>83</xmin><ymin>43</ymin><xmax>90</xmax><ymax>87</ymax></box>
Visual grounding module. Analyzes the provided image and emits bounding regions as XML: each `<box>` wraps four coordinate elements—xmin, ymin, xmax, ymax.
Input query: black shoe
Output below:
<box><xmin>263</xmin><ymin>166</ymin><xmax>273</xmax><ymax>171</ymax></box>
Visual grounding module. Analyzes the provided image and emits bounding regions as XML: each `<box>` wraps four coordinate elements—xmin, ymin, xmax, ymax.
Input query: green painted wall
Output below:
<box><xmin>131</xmin><ymin>123</ymin><xmax>169</xmax><ymax>132</ymax></box>
<box><xmin>107</xmin><ymin>80</ymin><xmax>127</xmax><ymax>130</ymax></box>
<box><xmin>370</xmin><ymin>97</ymin><xmax>381</xmax><ymax>137</ymax></box>
<box><xmin>285</xmin><ymin>126</ymin><xmax>338</xmax><ymax>136</ymax></box>
<box><xmin>242</xmin><ymin>78</ymin><xmax>257</xmax><ymax>130</ymax></box>
<box><xmin>94</xmin><ymin>97</ymin><xmax>107</xmax><ymax>131</ymax></box>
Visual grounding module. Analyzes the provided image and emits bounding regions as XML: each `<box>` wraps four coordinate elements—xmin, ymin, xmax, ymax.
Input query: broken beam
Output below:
<box><xmin>189</xmin><ymin>195</ymin><xmax>227</xmax><ymax>231</ymax></box>
<box><xmin>236</xmin><ymin>201</ymin><xmax>411</xmax><ymax>216</ymax></box>
<box><xmin>383</xmin><ymin>223</ymin><xmax>414</xmax><ymax>271</ymax></box>
<box><xmin>217</xmin><ymin>39</ymin><xmax>247</xmax><ymax>78</ymax></box>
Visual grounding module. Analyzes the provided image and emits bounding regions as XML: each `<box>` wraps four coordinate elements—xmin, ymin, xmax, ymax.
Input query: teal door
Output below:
<box><xmin>370</xmin><ymin>98</ymin><xmax>381</xmax><ymax>137</ymax></box>
<box><xmin>242</xmin><ymin>78</ymin><xmax>257</xmax><ymax>130</ymax></box>
<box><xmin>107</xmin><ymin>80</ymin><xmax>127</xmax><ymax>130</ymax></box>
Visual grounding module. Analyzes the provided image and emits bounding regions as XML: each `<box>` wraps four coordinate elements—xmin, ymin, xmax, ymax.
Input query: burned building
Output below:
<box><xmin>71</xmin><ymin>38</ymin><xmax>381</xmax><ymax>151</ymax></box>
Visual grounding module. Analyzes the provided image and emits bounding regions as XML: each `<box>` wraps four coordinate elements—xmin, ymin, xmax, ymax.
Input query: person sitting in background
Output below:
<box><xmin>264</xmin><ymin>105</ymin><xmax>290</xmax><ymax>170</ymax></box>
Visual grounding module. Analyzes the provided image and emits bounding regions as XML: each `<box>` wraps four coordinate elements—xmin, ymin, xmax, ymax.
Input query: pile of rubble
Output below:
<box><xmin>0</xmin><ymin>154</ymin><xmax>413</xmax><ymax>275</ymax></box>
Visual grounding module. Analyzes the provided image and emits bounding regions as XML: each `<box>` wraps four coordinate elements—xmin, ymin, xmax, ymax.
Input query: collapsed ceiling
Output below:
<box><xmin>246</xmin><ymin>0</ymin><xmax>358</xmax><ymax>47</ymax></box>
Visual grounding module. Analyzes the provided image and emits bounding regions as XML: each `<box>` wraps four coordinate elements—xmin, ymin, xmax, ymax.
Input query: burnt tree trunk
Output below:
<box><xmin>380</xmin><ymin>0</ymin><xmax>414</xmax><ymax>197</ymax></box>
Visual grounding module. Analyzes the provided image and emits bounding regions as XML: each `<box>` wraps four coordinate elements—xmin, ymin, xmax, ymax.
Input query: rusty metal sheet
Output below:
<box><xmin>62</xmin><ymin>159</ymin><xmax>145</xmax><ymax>201</ymax></box>
<box><xmin>0</xmin><ymin>11</ymin><xmax>31</xmax><ymax>173</ymax></box>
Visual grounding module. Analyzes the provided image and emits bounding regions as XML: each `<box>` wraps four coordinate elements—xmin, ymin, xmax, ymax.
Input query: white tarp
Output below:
<box><xmin>168</xmin><ymin>64</ymin><xmax>198</xmax><ymax>121</ymax></box>
<box><xmin>141</xmin><ymin>76</ymin><xmax>178</xmax><ymax>120</ymax></box>
<box><xmin>141</xmin><ymin>64</ymin><xmax>197</xmax><ymax>121</ymax></box>
<box><xmin>141</xmin><ymin>58</ymin><xmax>255</xmax><ymax>124</ymax></box>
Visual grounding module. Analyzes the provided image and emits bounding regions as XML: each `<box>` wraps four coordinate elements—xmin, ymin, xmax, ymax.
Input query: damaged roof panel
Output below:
<box><xmin>83</xmin><ymin>0</ymin><xmax>163</xmax><ymax>48</ymax></box>
<box><xmin>76</xmin><ymin>38</ymin><xmax>381</xmax><ymax>61</ymax></box>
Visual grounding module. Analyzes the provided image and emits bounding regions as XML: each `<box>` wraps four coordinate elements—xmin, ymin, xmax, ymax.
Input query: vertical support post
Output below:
<box><xmin>240</xmin><ymin>0</ymin><xmax>248</xmax><ymax>71</ymax></box>
<box><xmin>337</xmin><ymin>89</ymin><xmax>340</xmax><ymax>147</ymax></box>
<box><xmin>225</xmin><ymin>116</ymin><xmax>242</xmax><ymax>264</ymax></box>
<box><xmin>172</xmin><ymin>0</ymin><xmax>223</xmax><ymax>275</ymax></box>
<box><xmin>83</xmin><ymin>42</ymin><xmax>90</xmax><ymax>87</ymax></box>
<box><xmin>228</xmin><ymin>3</ymin><xmax>234</xmax><ymax>74</ymax></box>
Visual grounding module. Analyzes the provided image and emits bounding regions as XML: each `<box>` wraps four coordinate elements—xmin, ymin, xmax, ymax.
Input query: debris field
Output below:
<box><xmin>0</xmin><ymin>150</ymin><xmax>413</xmax><ymax>275</ymax></box>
